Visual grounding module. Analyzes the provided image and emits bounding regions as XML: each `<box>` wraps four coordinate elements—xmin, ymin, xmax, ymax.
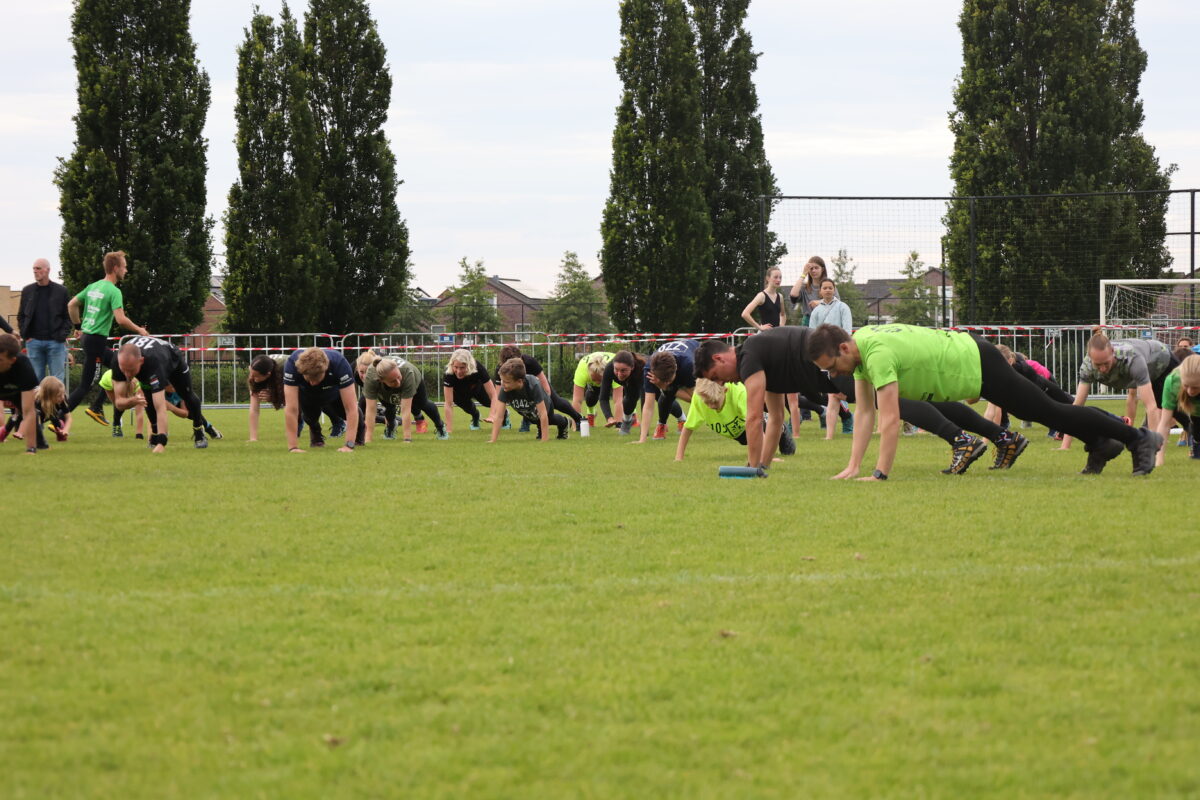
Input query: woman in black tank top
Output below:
<box><xmin>741</xmin><ymin>267</ymin><xmax>786</xmax><ymax>331</ymax></box>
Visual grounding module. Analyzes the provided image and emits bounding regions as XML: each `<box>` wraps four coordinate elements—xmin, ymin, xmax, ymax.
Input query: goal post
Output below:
<box><xmin>1099</xmin><ymin>279</ymin><xmax>1200</xmax><ymax>327</ymax></box>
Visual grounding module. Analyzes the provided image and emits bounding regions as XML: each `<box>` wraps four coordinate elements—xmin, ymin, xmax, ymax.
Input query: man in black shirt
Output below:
<box><xmin>696</xmin><ymin>328</ymin><xmax>831</xmax><ymax>469</ymax></box>
<box><xmin>111</xmin><ymin>337</ymin><xmax>219</xmax><ymax>452</ymax></box>
<box><xmin>0</xmin><ymin>334</ymin><xmax>39</xmax><ymax>453</ymax></box>
<box><xmin>18</xmin><ymin>258</ymin><xmax>72</xmax><ymax>381</ymax></box>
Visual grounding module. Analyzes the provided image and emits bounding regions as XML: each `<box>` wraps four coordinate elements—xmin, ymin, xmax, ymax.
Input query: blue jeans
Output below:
<box><xmin>25</xmin><ymin>339</ymin><xmax>67</xmax><ymax>382</ymax></box>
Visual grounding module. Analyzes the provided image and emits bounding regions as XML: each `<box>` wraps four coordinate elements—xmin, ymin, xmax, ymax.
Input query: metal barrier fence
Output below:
<box><xmin>59</xmin><ymin>325</ymin><xmax>1196</xmax><ymax>408</ymax></box>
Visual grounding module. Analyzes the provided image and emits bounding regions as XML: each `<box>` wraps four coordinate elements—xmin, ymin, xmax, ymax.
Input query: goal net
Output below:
<box><xmin>1100</xmin><ymin>279</ymin><xmax>1200</xmax><ymax>328</ymax></box>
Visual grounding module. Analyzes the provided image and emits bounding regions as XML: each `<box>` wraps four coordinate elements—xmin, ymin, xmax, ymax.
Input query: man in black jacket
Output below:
<box><xmin>18</xmin><ymin>258</ymin><xmax>72</xmax><ymax>381</ymax></box>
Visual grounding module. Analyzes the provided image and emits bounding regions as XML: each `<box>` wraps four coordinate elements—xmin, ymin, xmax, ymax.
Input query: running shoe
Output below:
<box><xmin>1080</xmin><ymin>437</ymin><xmax>1123</xmax><ymax>474</ymax></box>
<box><xmin>1129</xmin><ymin>428</ymin><xmax>1164</xmax><ymax>476</ymax></box>
<box><xmin>85</xmin><ymin>408</ymin><xmax>109</xmax><ymax>426</ymax></box>
<box><xmin>617</xmin><ymin>415</ymin><xmax>633</xmax><ymax>435</ymax></box>
<box><xmin>469</xmin><ymin>420</ymin><xmax>481</xmax><ymax>431</ymax></box>
<box><xmin>652</xmin><ymin>423</ymin><xmax>667</xmax><ymax>440</ymax></box>
<box><xmin>436</xmin><ymin>429</ymin><xmax>449</xmax><ymax>440</ymax></box>
<box><xmin>517</xmin><ymin>419</ymin><xmax>529</xmax><ymax>433</ymax></box>
<box><xmin>677</xmin><ymin>418</ymin><xmax>685</xmax><ymax>433</ymax></box>
<box><xmin>942</xmin><ymin>434</ymin><xmax>988</xmax><ymax>475</ymax></box>
<box><xmin>329</xmin><ymin>419</ymin><xmax>347</xmax><ymax>437</ymax></box>
<box><xmin>989</xmin><ymin>431</ymin><xmax>1029</xmax><ymax>470</ymax></box>
<box><xmin>557</xmin><ymin>426</ymin><xmax>569</xmax><ymax>440</ymax></box>
<box><xmin>204</xmin><ymin>423</ymin><xmax>223</xmax><ymax>440</ymax></box>
<box><xmin>135</xmin><ymin>433</ymin><xmax>144</xmax><ymax>440</ymax></box>
<box><xmin>112</xmin><ymin>425</ymin><xmax>123</xmax><ymax>438</ymax></box>
<box><xmin>502</xmin><ymin>417</ymin><xmax>512</xmax><ymax>430</ymax></box>
<box><xmin>778</xmin><ymin>423</ymin><xmax>796</xmax><ymax>456</ymax></box>
<box><xmin>841</xmin><ymin>415</ymin><xmax>854</xmax><ymax>434</ymax></box>
<box><xmin>415</xmin><ymin>419</ymin><xmax>429</xmax><ymax>435</ymax></box>
<box><xmin>193</xmin><ymin>428</ymin><xmax>208</xmax><ymax>449</ymax></box>
<box><xmin>1191</xmin><ymin>439</ymin><xmax>1200</xmax><ymax>460</ymax></box>
<box><xmin>383</xmin><ymin>424</ymin><xmax>397</xmax><ymax>440</ymax></box>
<box><xmin>587</xmin><ymin>413</ymin><xmax>595</xmax><ymax>427</ymax></box>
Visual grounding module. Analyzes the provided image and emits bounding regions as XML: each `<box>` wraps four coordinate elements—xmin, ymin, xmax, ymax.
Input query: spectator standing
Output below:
<box><xmin>18</xmin><ymin>259</ymin><xmax>72</xmax><ymax>381</ymax></box>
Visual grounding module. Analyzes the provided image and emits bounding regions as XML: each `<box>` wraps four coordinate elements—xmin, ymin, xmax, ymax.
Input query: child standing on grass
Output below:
<box><xmin>490</xmin><ymin>357</ymin><xmax>568</xmax><ymax>442</ymax></box>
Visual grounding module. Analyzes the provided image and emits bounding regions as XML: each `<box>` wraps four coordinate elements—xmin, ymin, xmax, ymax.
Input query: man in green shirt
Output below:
<box><xmin>65</xmin><ymin>251</ymin><xmax>149</xmax><ymax>416</ymax></box>
<box><xmin>807</xmin><ymin>323</ymin><xmax>1162</xmax><ymax>479</ymax></box>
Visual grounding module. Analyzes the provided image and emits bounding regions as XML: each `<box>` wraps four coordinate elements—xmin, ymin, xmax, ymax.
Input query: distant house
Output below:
<box><xmin>433</xmin><ymin>275</ymin><xmax>550</xmax><ymax>332</ymax></box>
<box><xmin>856</xmin><ymin>267</ymin><xmax>954</xmax><ymax>326</ymax></box>
<box><xmin>191</xmin><ymin>277</ymin><xmax>227</xmax><ymax>336</ymax></box>
<box><xmin>0</xmin><ymin>284</ymin><xmax>19</xmax><ymax>333</ymax></box>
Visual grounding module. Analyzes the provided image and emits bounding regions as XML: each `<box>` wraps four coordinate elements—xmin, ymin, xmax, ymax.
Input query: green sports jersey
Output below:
<box><xmin>684</xmin><ymin>381</ymin><xmax>747</xmax><ymax>440</ymax></box>
<box><xmin>75</xmin><ymin>279</ymin><xmax>123</xmax><ymax>336</ymax></box>
<box><xmin>573</xmin><ymin>352</ymin><xmax>615</xmax><ymax>388</ymax></box>
<box><xmin>852</xmin><ymin>325</ymin><xmax>982</xmax><ymax>402</ymax></box>
<box><xmin>1162</xmin><ymin>369</ymin><xmax>1183</xmax><ymax>412</ymax></box>
<box><xmin>99</xmin><ymin>369</ymin><xmax>150</xmax><ymax>394</ymax></box>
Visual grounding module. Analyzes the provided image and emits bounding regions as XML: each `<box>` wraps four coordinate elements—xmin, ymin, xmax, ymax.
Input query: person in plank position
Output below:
<box><xmin>111</xmin><ymin>336</ymin><xmax>220</xmax><ymax>452</ymax></box>
<box><xmin>283</xmin><ymin>347</ymin><xmax>360</xmax><ymax>453</ymax></box>
<box><xmin>489</xmin><ymin>357</ymin><xmax>568</xmax><ymax>442</ymax></box>
<box><xmin>806</xmin><ymin>323</ymin><xmax>1161</xmax><ymax>480</ymax></box>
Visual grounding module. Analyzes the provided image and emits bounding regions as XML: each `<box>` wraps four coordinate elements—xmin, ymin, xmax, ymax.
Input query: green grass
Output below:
<box><xmin>3</xmin><ymin>404</ymin><xmax>1199</xmax><ymax>798</ymax></box>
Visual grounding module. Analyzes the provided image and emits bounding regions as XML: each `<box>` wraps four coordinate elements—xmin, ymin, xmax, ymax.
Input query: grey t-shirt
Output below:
<box><xmin>497</xmin><ymin>375</ymin><xmax>550</xmax><ymax>422</ymax></box>
<box><xmin>363</xmin><ymin>357</ymin><xmax>422</xmax><ymax>405</ymax></box>
<box><xmin>1077</xmin><ymin>338</ymin><xmax>1172</xmax><ymax>390</ymax></box>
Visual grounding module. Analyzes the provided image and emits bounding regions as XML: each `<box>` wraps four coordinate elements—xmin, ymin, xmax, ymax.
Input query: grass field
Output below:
<box><xmin>3</xmin><ymin>403</ymin><xmax>1199</xmax><ymax>798</ymax></box>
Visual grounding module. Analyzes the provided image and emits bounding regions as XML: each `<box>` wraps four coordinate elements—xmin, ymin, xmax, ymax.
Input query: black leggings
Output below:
<box><xmin>66</xmin><ymin>333</ymin><xmax>113</xmax><ymax>411</ymax></box>
<box><xmin>452</xmin><ymin>384</ymin><xmax>493</xmax><ymax>423</ymax></box>
<box><xmin>359</xmin><ymin>395</ymin><xmax>397</xmax><ymax>427</ymax></box>
<box><xmin>550</xmin><ymin>389</ymin><xmax>582</xmax><ymax>425</ymax></box>
<box><xmin>654</xmin><ymin>387</ymin><xmax>688</xmax><ymax>425</ymax></box>
<box><xmin>406</xmin><ymin>381</ymin><xmax>444</xmax><ymax>432</ymax></box>
<box><xmin>144</xmin><ymin>369</ymin><xmax>206</xmax><ymax>433</ymax></box>
<box><xmin>890</xmin><ymin>398</ymin><xmax>999</xmax><ymax>445</ymax></box>
<box><xmin>301</xmin><ymin>388</ymin><xmax>366</xmax><ymax>443</ymax></box>
<box><xmin>976</xmin><ymin>338</ymin><xmax>1138</xmax><ymax>447</ymax></box>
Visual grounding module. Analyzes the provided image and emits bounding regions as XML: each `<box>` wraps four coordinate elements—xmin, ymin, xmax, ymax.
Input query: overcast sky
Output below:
<box><xmin>2</xmin><ymin>0</ymin><xmax>1196</xmax><ymax>299</ymax></box>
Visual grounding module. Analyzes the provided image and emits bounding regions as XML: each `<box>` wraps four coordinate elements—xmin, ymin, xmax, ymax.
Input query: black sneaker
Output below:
<box><xmin>1081</xmin><ymin>437</ymin><xmax>1123</xmax><ymax>474</ymax></box>
<box><xmin>556</xmin><ymin>426</ymin><xmax>569</xmax><ymax>440</ymax></box>
<box><xmin>193</xmin><ymin>428</ymin><xmax>208</xmax><ymax>449</ymax></box>
<box><xmin>778</xmin><ymin>423</ymin><xmax>796</xmax><ymax>456</ymax></box>
<box><xmin>1129</xmin><ymin>428</ymin><xmax>1163</xmax><ymax>476</ymax></box>
<box><xmin>112</xmin><ymin>425</ymin><xmax>123</xmax><ymax>438</ymax></box>
<box><xmin>1191</xmin><ymin>438</ymin><xmax>1200</xmax><ymax>460</ymax></box>
<box><xmin>989</xmin><ymin>431</ymin><xmax>1029</xmax><ymax>470</ymax></box>
<box><xmin>942</xmin><ymin>434</ymin><xmax>988</xmax><ymax>474</ymax></box>
<box><xmin>309</xmin><ymin>425</ymin><xmax>325</xmax><ymax>448</ymax></box>
<box><xmin>204</xmin><ymin>423</ymin><xmax>223</xmax><ymax>440</ymax></box>
<box><xmin>85</xmin><ymin>408</ymin><xmax>109</xmax><ymax>426</ymax></box>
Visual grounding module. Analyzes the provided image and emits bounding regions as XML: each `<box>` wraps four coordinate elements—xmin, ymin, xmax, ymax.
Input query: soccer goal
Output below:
<box><xmin>1099</xmin><ymin>279</ymin><xmax>1200</xmax><ymax>327</ymax></box>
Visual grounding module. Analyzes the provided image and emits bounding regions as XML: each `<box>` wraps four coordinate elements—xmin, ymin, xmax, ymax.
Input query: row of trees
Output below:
<box><xmin>56</xmin><ymin>0</ymin><xmax>409</xmax><ymax>335</ymax></box>
<box><xmin>601</xmin><ymin>0</ymin><xmax>782</xmax><ymax>333</ymax></box>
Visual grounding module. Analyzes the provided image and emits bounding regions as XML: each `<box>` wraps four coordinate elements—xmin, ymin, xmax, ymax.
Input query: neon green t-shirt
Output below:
<box><xmin>75</xmin><ymin>279</ymin><xmax>124</xmax><ymax>336</ymax></box>
<box><xmin>1162</xmin><ymin>369</ymin><xmax>1183</xmax><ymax>412</ymax></box>
<box><xmin>573</xmin><ymin>352</ymin><xmax>615</xmax><ymax>388</ymax></box>
<box><xmin>684</xmin><ymin>382</ymin><xmax>747</xmax><ymax>440</ymax></box>
<box><xmin>852</xmin><ymin>325</ymin><xmax>982</xmax><ymax>402</ymax></box>
<box><xmin>99</xmin><ymin>369</ymin><xmax>149</xmax><ymax>394</ymax></box>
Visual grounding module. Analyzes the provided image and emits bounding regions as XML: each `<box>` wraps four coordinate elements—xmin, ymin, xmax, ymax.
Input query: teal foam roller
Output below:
<box><xmin>718</xmin><ymin>465</ymin><xmax>766</xmax><ymax>479</ymax></box>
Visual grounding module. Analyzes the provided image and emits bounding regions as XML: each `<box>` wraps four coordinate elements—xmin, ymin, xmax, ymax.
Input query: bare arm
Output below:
<box><xmin>760</xmin><ymin>391</ymin><xmax>785</xmax><ymax>466</ymax></box>
<box><xmin>67</xmin><ymin>296</ymin><xmax>81</xmax><ymax>326</ymax></box>
<box><xmin>150</xmin><ymin>392</ymin><xmax>168</xmax><ymax>453</ymax></box>
<box><xmin>442</xmin><ymin>386</ymin><xmax>454</xmax><ymax>433</ymax></box>
<box><xmin>112</xmin><ymin>308</ymin><xmax>148</xmax><ymax>336</ymax></box>
<box><xmin>834</xmin><ymin>379</ymin><xmax>875</xmax><ymax>479</ymax></box>
<box><xmin>743</xmin><ymin>372</ymin><xmax>766</xmax><ymax>468</ymax></box>
<box><xmin>864</xmin><ymin>382</ymin><xmax>900</xmax><ymax>480</ymax></box>
<box><xmin>248</xmin><ymin>395</ymin><xmax>261</xmax><ymax>441</ymax></box>
<box><xmin>571</xmin><ymin>384</ymin><xmax>586</xmax><ymax>414</ymax></box>
<box><xmin>489</xmin><ymin>397</ymin><xmax>506</xmax><ymax>442</ymax></box>
<box><xmin>285</xmin><ymin>385</ymin><xmax>301</xmax><ymax>450</ymax></box>
<box><xmin>741</xmin><ymin>294</ymin><xmax>765</xmax><ymax>330</ymax></box>
<box><xmin>1124</xmin><ymin>388</ymin><xmax>1138</xmax><ymax>423</ymax></box>
<box><xmin>538</xmin><ymin>401</ymin><xmax>551</xmax><ymax>442</ymax></box>
<box><xmin>637</xmin><ymin>391</ymin><xmax>656</xmax><ymax>443</ymax></box>
<box><xmin>400</xmin><ymin>396</ymin><xmax>414</xmax><ymax>442</ymax></box>
<box><xmin>674</xmin><ymin>426</ymin><xmax>692</xmax><ymax>461</ymax></box>
<box><xmin>363</xmin><ymin>397</ymin><xmax>378</xmax><ymax>444</ymax></box>
<box><xmin>19</xmin><ymin>390</ymin><xmax>37</xmax><ymax>452</ymax></box>
<box><xmin>338</xmin><ymin>385</ymin><xmax>358</xmax><ymax>452</ymax></box>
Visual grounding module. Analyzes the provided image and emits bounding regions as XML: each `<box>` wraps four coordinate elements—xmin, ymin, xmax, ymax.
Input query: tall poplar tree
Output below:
<box><xmin>689</xmin><ymin>0</ymin><xmax>784</xmax><ymax>332</ymax></box>
<box><xmin>224</xmin><ymin>5</ymin><xmax>332</xmax><ymax>332</ymax></box>
<box><xmin>601</xmin><ymin>0</ymin><xmax>713</xmax><ymax>333</ymax></box>
<box><xmin>945</xmin><ymin>0</ymin><xmax>1172</xmax><ymax>323</ymax></box>
<box><xmin>305</xmin><ymin>0</ymin><xmax>410</xmax><ymax>332</ymax></box>
<box><xmin>56</xmin><ymin>0</ymin><xmax>213</xmax><ymax>333</ymax></box>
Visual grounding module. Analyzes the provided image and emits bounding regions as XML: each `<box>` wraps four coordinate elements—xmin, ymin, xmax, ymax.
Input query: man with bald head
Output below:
<box><xmin>18</xmin><ymin>258</ymin><xmax>72</xmax><ymax>381</ymax></box>
<box><xmin>110</xmin><ymin>335</ymin><xmax>219</xmax><ymax>452</ymax></box>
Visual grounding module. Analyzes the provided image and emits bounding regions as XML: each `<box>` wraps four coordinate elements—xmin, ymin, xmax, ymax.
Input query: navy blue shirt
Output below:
<box><xmin>283</xmin><ymin>349</ymin><xmax>355</xmax><ymax>394</ymax></box>
<box><xmin>643</xmin><ymin>339</ymin><xmax>699</xmax><ymax>391</ymax></box>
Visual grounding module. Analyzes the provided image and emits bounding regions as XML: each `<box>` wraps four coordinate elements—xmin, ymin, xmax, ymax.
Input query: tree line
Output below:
<box><xmin>56</xmin><ymin>0</ymin><xmax>1172</xmax><ymax>335</ymax></box>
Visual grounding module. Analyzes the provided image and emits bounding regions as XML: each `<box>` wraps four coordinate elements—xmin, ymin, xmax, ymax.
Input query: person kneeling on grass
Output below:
<box><xmin>806</xmin><ymin>323</ymin><xmax>1161</xmax><ymax>480</ymax></box>
<box><xmin>489</xmin><ymin>357</ymin><xmax>568</xmax><ymax>442</ymax></box>
<box><xmin>675</xmin><ymin>378</ymin><xmax>795</xmax><ymax>463</ymax></box>
<box><xmin>1153</xmin><ymin>354</ymin><xmax>1200</xmax><ymax>461</ymax></box>
<box><xmin>283</xmin><ymin>347</ymin><xmax>360</xmax><ymax>453</ymax></box>
<box><xmin>5</xmin><ymin>376</ymin><xmax>72</xmax><ymax>451</ymax></box>
<box><xmin>363</xmin><ymin>355</ymin><xmax>447</xmax><ymax>444</ymax></box>
<box><xmin>110</xmin><ymin>337</ymin><xmax>221</xmax><ymax>453</ymax></box>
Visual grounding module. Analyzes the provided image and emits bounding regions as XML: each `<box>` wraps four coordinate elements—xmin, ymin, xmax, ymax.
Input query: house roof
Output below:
<box><xmin>489</xmin><ymin>276</ymin><xmax>549</xmax><ymax>303</ymax></box>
